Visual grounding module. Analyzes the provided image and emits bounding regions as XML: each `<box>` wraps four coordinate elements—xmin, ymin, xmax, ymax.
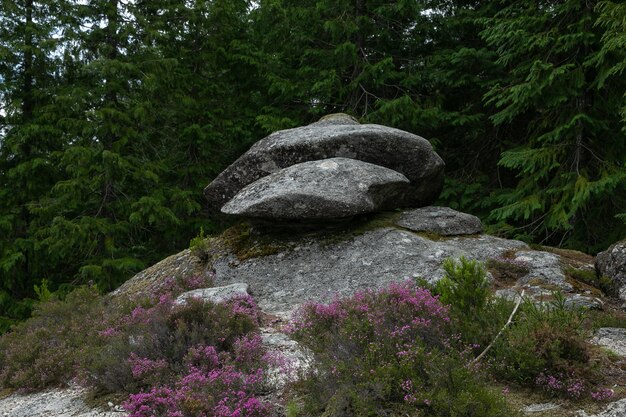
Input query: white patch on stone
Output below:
<box><xmin>522</xmin><ymin>403</ymin><xmax>560</xmax><ymax>414</ymax></box>
<box><xmin>317</xmin><ymin>160</ymin><xmax>339</xmax><ymax>170</ymax></box>
<box><xmin>175</xmin><ymin>283</ymin><xmax>249</xmax><ymax>305</ymax></box>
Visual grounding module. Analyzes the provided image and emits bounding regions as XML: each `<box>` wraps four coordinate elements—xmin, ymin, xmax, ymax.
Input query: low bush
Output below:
<box><xmin>288</xmin><ymin>281</ymin><xmax>513</xmax><ymax>416</ymax></box>
<box><xmin>81</xmin><ymin>294</ymin><xmax>262</xmax><ymax>395</ymax></box>
<box><xmin>0</xmin><ymin>286</ymin><xmax>108</xmax><ymax>390</ymax></box>
<box><xmin>122</xmin><ymin>333</ymin><xmax>274</xmax><ymax>417</ymax></box>
<box><xmin>489</xmin><ymin>293</ymin><xmax>610</xmax><ymax>400</ymax></box>
<box><xmin>432</xmin><ymin>257</ymin><xmax>613</xmax><ymax>401</ymax></box>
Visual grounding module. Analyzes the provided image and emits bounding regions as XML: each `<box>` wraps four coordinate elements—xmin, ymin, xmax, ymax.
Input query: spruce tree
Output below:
<box><xmin>0</xmin><ymin>0</ymin><xmax>66</xmax><ymax>328</ymax></box>
<box><xmin>480</xmin><ymin>0</ymin><xmax>626</xmax><ymax>250</ymax></box>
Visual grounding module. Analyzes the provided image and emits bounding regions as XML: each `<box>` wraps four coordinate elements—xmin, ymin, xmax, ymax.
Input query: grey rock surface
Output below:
<box><xmin>564</xmin><ymin>293</ymin><xmax>604</xmax><ymax>310</ymax></box>
<box><xmin>222</xmin><ymin>158</ymin><xmax>411</xmax><ymax>219</ymax></box>
<box><xmin>110</xmin><ymin>249</ymin><xmax>210</xmax><ymax>299</ymax></box>
<box><xmin>115</xmin><ymin>208</ymin><xmax>599</xmax><ymax>318</ymax></box>
<box><xmin>204</xmin><ymin>114</ymin><xmax>444</xmax><ymax>210</ymax></box>
<box><xmin>514</xmin><ymin>251</ymin><xmax>574</xmax><ymax>291</ymax></box>
<box><xmin>577</xmin><ymin>399</ymin><xmax>626</xmax><ymax>417</ymax></box>
<box><xmin>596</xmin><ymin>240</ymin><xmax>626</xmax><ymax>301</ymax></box>
<box><xmin>396</xmin><ymin>206</ymin><xmax>483</xmax><ymax>235</ymax></box>
<box><xmin>211</xmin><ymin>228</ymin><xmax>528</xmax><ymax>317</ymax></box>
<box><xmin>592</xmin><ymin>328</ymin><xmax>626</xmax><ymax>356</ymax></box>
<box><xmin>175</xmin><ymin>282</ymin><xmax>249</xmax><ymax>305</ymax></box>
<box><xmin>0</xmin><ymin>387</ymin><xmax>124</xmax><ymax>417</ymax></box>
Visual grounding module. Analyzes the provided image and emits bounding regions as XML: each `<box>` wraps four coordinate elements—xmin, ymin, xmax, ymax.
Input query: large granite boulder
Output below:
<box><xmin>204</xmin><ymin>114</ymin><xmax>444</xmax><ymax>211</ymax></box>
<box><xmin>596</xmin><ymin>239</ymin><xmax>626</xmax><ymax>300</ymax></box>
<box><xmin>221</xmin><ymin>158</ymin><xmax>410</xmax><ymax>219</ymax></box>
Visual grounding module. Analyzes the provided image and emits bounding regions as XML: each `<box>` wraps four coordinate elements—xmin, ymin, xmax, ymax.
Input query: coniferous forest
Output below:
<box><xmin>1</xmin><ymin>0</ymin><xmax>625</xmax><ymax>328</ymax></box>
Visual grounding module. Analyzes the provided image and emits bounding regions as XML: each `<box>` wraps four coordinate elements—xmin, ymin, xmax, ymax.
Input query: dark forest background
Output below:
<box><xmin>1</xmin><ymin>0</ymin><xmax>625</xmax><ymax>328</ymax></box>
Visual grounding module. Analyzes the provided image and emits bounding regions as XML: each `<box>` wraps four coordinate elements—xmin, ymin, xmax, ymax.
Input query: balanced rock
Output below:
<box><xmin>395</xmin><ymin>206</ymin><xmax>482</xmax><ymax>236</ymax></box>
<box><xmin>205</xmin><ymin>114</ymin><xmax>444</xmax><ymax>211</ymax></box>
<box><xmin>596</xmin><ymin>239</ymin><xmax>626</xmax><ymax>300</ymax></box>
<box><xmin>221</xmin><ymin>158</ymin><xmax>410</xmax><ymax>219</ymax></box>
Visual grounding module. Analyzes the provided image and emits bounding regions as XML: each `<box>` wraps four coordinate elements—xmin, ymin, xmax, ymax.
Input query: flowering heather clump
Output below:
<box><xmin>288</xmin><ymin>281</ymin><xmax>511</xmax><ymax>417</ymax></box>
<box><xmin>289</xmin><ymin>281</ymin><xmax>450</xmax><ymax>354</ymax></box>
<box><xmin>224</xmin><ymin>294</ymin><xmax>262</xmax><ymax>325</ymax></box>
<box><xmin>81</xmin><ymin>286</ymin><xmax>271</xmax><ymax>404</ymax></box>
<box><xmin>591</xmin><ymin>388</ymin><xmax>614</xmax><ymax>401</ymax></box>
<box><xmin>128</xmin><ymin>354</ymin><xmax>169</xmax><ymax>380</ymax></box>
<box><xmin>535</xmin><ymin>371</ymin><xmax>586</xmax><ymax>399</ymax></box>
<box><xmin>124</xmin><ymin>337</ymin><xmax>273</xmax><ymax>417</ymax></box>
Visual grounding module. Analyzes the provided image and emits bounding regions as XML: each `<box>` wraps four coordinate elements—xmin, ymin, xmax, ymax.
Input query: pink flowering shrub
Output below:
<box><xmin>288</xmin><ymin>281</ymin><xmax>511</xmax><ymax>416</ymax></box>
<box><xmin>124</xmin><ymin>339</ymin><xmax>273</xmax><ymax>417</ymax></box>
<box><xmin>71</xmin><ymin>290</ymin><xmax>277</xmax><ymax>416</ymax></box>
<box><xmin>81</xmin><ymin>294</ymin><xmax>265</xmax><ymax>397</ymax></box>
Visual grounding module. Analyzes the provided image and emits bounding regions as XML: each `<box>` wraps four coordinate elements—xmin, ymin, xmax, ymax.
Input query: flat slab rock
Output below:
<box><xmin>0</xmin><ymin>387</ymin><xmax>124</xmax><ymax>417</ymax></box>
<box><xmin>396</xmin><ymin>206</ymin><xmax>483</xmax><ymax>235</ymax></box>
<box><xmin>222</xmin><ymin>158</ymin><xmax>411</xmax><ymax>219</ymax></box>
<box><xmin>212</xmin><ymin>229</ymin><xmax>529</xmax><ymax>317</ymax></box>
<box><xmin>204</xmin><ymin>114</ymin><xmax>444</xmax><ymax>210</ymax></box>
<box><xmin>175</xmin><ymin>283</ymin><xmax>249</xmax><ymax>305</ymax></box>
<box><xmin>114</xmin><ymin>208</ymin><xmax>601</xmax><ymax>318</ymax></box>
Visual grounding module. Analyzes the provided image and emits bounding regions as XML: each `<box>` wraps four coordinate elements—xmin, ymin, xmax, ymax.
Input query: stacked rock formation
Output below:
<box><xmin>204</xmin><ymin>113</ymin><xmax>445</xmax><ymax>220</ymax></box>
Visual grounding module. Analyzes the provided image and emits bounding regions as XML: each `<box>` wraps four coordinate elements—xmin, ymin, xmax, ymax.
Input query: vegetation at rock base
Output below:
<box><xmin>1</xmin><ymin>257</ymin><xmax>625</xmax><ymax>416</ymax></box>
<box><xmin>287</xmin><ymin>259</ymin><xmax>621</xmax><ymax>416</ymax></box>
<box><xmin>0</xmin><ymin>273</ymin><xmax>278</xmax><ymax>416</ymax></box>
<box><xmin>1</xmin><ymin>0</ymin><xmax>626</xmax><ymax>326</ymax></box>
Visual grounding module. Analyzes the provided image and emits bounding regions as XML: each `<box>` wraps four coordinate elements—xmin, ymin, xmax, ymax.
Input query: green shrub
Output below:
<box><xmin>189</xmin><ymin>227</ymin><xmax>210</xmax><ymax>262</ymax></box>
<box><xmin>434</xmin><ymin>257</ymin><xmax>512</xmax><ymax>349</ymax></box>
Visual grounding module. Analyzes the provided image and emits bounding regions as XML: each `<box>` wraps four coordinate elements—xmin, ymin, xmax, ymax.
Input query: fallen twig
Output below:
<box><xmin>472</xmin><ymin>289</ymin><xmax>525</xmax><ymax>364</ymax></box>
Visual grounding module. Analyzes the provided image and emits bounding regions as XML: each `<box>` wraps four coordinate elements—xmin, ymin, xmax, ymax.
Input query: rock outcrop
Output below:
<box><xmin>115</xmin><ymin>207</ymin><xmax>603</xmax><ymax>318</ymax></box>
<box><xmin>204</xmin><ymin>114</ymin><xmax>445</xmax><ymax>215</ymax></box>
<box><xmin>596</xmin><ymin>239</ymin><xmax>626</xmax><ymax>301</ymax></box>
